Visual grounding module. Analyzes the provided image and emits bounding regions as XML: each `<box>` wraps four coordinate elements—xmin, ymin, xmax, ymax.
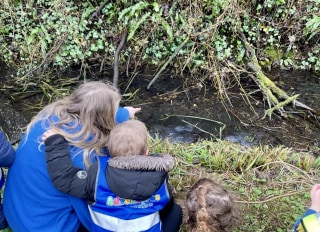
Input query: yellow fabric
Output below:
<box><xmin>296</xmin><ymin>223</ymin><xmax>305</xmax><ymax>232</ymax></box>
<box><xmin>297</xmin><ymin>214</ymin><xmax>320</xmax><ymax>232</ymax></box>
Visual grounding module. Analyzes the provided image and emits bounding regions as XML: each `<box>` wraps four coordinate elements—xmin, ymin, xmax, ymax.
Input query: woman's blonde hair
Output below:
<box><xmin>27</xmin><ymin>81</ymin><xmax>121</xmax><ymax>167</ymax></box>
<box><xmin>108</xmin><ymin>119</ymin><xmax>148</xmax><ymax>157</ymax></box>
<box><xmin>186</xmin><ymin>178</ymin><xmax>239</xmax><ymax>232</ymax></box>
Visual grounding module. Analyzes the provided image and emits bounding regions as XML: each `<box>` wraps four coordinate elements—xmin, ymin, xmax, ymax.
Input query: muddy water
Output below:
<box><xmin>123</xmin><ymin>69</ymin><xmax>320</xmax><ymax>149</ymax></box>
<box><xmin>0</xmin><ymin>65</ymin><xmax>320</xmax><ymax>149</ymax></box>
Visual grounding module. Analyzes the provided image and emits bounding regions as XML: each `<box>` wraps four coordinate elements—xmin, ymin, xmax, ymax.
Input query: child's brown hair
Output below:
<box><xmin>108</xmin><ymin>119</ymin><xmax>148</xmax><ymax>157</ymax></box>
<box><xmin>185</xmin><ymin>178</ymin><xmax>239</xmax><ymax>232</ymax></box>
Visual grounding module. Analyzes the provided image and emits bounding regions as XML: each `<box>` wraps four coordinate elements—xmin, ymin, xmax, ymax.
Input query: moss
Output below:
<box><xmin>264</xmin><ymin>46</ymin><xmax>284</xmax><ymax>62</ymax></box>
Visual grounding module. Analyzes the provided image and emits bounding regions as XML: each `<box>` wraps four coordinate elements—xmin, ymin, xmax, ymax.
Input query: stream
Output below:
<box><xmin>0</xmin><ymin>65</ymin><xmax>320</xmax><ymax>150</ymax></box>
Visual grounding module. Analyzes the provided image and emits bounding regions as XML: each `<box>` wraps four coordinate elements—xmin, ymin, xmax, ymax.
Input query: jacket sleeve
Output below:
<box><xmin>115</xmin><ymin>107</ymin><xmax>130</xmax><ymax>124</ymax></box>
<box><xmin>44</xmin><ymin>134</ymin><xmax>97</xmax><ymax>201</ymax></box>
<box><xmin>0</xmin><ymin>130</ymin><xmax>15</xmax><ymax>167</ymax></box>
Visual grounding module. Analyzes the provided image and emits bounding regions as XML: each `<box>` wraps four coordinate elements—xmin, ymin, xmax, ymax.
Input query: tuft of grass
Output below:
<box><xmin>149</xmin><ymin>137</ymin><xmax>320</xmax><ymax>231</ymax></box>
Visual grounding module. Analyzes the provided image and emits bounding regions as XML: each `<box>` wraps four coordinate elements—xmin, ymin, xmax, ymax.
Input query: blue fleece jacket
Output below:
<box><xmin>0</xmin><ymin>130</ymin><xmax>15</xmax><ymax>230</ymax></box>
<box><xmin>3</xmin><ymin>108</ymin><xmax>129</xmax><ymax>232</ymax></box>
<box><xmin>0</xmin><ymin>131</ymin><xmax>15</xmax><ymax>169</ymax></box>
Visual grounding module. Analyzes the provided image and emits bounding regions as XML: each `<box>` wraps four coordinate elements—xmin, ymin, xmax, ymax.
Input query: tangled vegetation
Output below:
<box><xmin>0</xmin><ymin>0</ymin><xmax>319</xmax><ymax>87</ymax></box>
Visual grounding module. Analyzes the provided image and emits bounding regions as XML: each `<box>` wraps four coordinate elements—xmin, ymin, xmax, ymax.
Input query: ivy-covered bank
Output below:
<box><xmin>0</xmin><ymin>0</ymin><xmax>319</xmax><ymax>91</ymax></box>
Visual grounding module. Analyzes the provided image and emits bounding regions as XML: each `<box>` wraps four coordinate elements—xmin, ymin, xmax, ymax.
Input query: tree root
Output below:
<box><xmin>239</xmin><ymin>32</ymin><xmax>319</xmax><ymax>119</ymax></box>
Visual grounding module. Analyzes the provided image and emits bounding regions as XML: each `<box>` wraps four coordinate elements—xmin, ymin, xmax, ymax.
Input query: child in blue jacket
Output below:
<box><xmin>0</xmin><ymin>130</ymin><xmax>15</xmax><ymax>229</ymax></box>
<box><xmin>43</xmin><ymin>119</ymin><xmax>182</xmax><ymax>232</ymax></box>
<box><xmin>293</xmin><ymin>184</ymin><xmax>320</xmax><ymax>231</ymax></box>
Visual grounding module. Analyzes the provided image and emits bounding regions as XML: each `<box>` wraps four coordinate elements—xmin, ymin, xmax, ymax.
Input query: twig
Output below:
<box><xmin>161</xmin><ymin>114</ymin><xmax>225</xmax><ymax>125</ymax></box>
<box><xmin>21</xmin><ymin>34</ymin><xmax>67</xmax><ymax>78</ymax></box>
<box><xmin>91</xmin><ymin>0</ymin><xmax>108</xmax><ymax>18</ymax></box>
<box><xmin>155</xmin><ymin>83</ymin><xmax>202</xmax><ymax>98</ymax></box>
<box><xmin>182</xmin><ymin>119</ymin><xmax>216</xmax><ymax>138</ymax></box>
<box><xmin>236</xmin><ymin>189</ymin><xmax>307</xmax><ymax>204</ymax></box>
<box><xmin>113</xmin><ymin>30</ymin><xmax>128</xmax><ymax>88</ymax></box>
<box><xmin>255</xmin><ymin>160</ymin><xmax>314</xmax><ymax>180</ymax></box>
<box><xmin>147</xmin><ymin>37</ymin><xmax>189</xmax><ymax>89</ymax></box>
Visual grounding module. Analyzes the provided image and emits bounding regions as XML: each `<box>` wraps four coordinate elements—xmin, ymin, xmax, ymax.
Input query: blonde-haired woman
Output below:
<box><xmin>3</xmin><ymin>81</ymin><xmax>140</xmax><ymax>232</ymax></box>
<box><xmin>185</xmin><ymin>178</ymin><xmax>239</xmax><ymax>232</ymax></box>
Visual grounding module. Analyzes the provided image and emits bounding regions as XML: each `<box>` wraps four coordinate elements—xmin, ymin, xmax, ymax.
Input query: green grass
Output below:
<box><xmin>150</xmin><ymin>137</ymin><xmax>320</xmax><ymax>231</ymax></box>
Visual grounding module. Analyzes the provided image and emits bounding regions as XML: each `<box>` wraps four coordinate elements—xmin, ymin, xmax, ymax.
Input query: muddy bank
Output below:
<box><xmin>0</xmin><ymin>66</ymin><xmax>320</xmax><ymax>150</ymax></box>
<box><xmin>125</xmin><ymin>69</ymin><xmax>320</xmax><ymax>149</ymax></box>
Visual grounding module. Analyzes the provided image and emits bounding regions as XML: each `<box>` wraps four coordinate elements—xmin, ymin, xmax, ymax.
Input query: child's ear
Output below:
<box><xmin>145</xmin><ymin>149</ymin><xmax>149</xmax><ymax>156</ymax></box>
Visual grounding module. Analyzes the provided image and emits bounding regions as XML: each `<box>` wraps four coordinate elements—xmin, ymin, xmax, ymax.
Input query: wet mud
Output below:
<box><xmin>126</xmin><ymin>69</ymin><xmax>320</xmax><ymax>150</ymax></box>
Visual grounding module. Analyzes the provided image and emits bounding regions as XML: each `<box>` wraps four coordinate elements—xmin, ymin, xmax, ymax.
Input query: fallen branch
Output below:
<box><xmin>18</xmin><ymin>34</ymin><xmax>67</xmax><ymax>80</ymax></box>
<box><xmin>91</xmin><ymin>0</ymin><xmax>108</xmax><ymax>18</ymax></box>
<box><xmin>147</xmin><ymin>37</ymin><xmax>189</xmax><ymax>89</ymax></box>
<box><xmin>239</xmin><ymin>32</ymin><xmax>318</xmax><ymax>118</ymax></box>
<box><xmin>113</xmin><ymin>30</ymin><xmax>128</xmax><ymax>88</ymax></box>
<box><xmin>264</xmin><ymin>94</ymin><xmax>299</xmax><ymax>118</ymax></box>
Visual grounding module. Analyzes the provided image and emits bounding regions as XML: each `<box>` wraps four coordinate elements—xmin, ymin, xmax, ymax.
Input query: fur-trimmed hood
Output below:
<box><xmin>106</xmin><ymin>154</ymin><xmax>174</xmax><ymax>201</ymax></box>
<box><xmin>107</xmin><ymin>154</ymin><xmax>174</xmax><ymax>171</ymax></box>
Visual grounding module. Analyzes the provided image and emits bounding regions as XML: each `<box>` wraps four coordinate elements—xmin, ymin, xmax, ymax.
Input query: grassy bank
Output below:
<box><xmin>1</xmin><ymin>137</ymin><xmax>318</xmax><ymax>232</ymax></box>
<box><xmin>150</xmin><ymin>137</ymin><xmax>320</xmax><ymax>231</ymax></box>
